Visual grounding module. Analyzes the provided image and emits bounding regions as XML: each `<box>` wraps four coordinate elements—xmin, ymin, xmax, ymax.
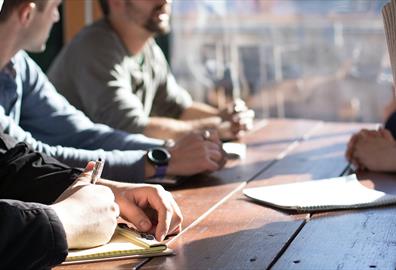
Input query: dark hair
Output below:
<box><xmin>0</xmin><ymin>0</ymin><xmax>46</xmax><ymax>23</ymax></box>
<box><xmin>98</xmin><ymin>0</ymin><xmax>109</xmax><ymax>16</ymax></box>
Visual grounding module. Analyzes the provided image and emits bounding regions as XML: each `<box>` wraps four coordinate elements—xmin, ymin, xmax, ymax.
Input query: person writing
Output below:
<box><xmin>48</xmin><ymin>0</ymin><xmax>255</xmax><ymax>141</ymax></box>
<box><xmin>0</xmin><ymin>129</ymin><xmax>182</xmax><ymax>269</ymax></box>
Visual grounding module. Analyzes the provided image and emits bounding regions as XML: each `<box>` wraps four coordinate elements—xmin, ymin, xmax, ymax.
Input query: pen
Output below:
<box><xmin>91</xmin><ymin>158</ymin><xmax>105</xmax><ymax>184</ymax></box>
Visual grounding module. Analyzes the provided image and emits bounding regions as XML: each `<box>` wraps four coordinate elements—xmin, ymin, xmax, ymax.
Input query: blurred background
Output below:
<box><xmin>36</xmin><ymin>0</ymin><xmax>392</xmax><ymax>123</ymax></box>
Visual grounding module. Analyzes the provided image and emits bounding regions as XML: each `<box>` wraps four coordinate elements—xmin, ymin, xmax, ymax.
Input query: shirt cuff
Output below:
<box><xmin>45</xmin><ymin>207</ymin><xmax>69</xmax><ymax>266</ymax></box>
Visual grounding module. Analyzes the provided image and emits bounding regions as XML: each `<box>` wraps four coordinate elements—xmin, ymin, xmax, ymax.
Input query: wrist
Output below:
<box><xmin>218</xmin><ymin>107</ymin><xmax>229</xmax><ymax>120</ymax></box>
<box><xmin>144</xmin><ymin>157</ymin><xmax>156</xmax><ymax>178</ymax></box>
<box><xmin>50</xmin><ymin>203</ymin><xmax>74</xmax><ymax>248</ymax></box>
<box><xmin>145</xmin><ymin>148</ymin><xmax>171</xmax><ymax>178</ymax></box>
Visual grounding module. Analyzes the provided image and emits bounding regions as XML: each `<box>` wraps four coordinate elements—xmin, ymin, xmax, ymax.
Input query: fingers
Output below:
<box><xmin>203</xmin><ymin>129</ymin><xmax>221</xmax><ymax>144</ymax></box>
<box><xmin>169</xmin><ymin>130</ymin><xmax>227</xmax><ymax>175</ymax></box>
<box><xmin>122</xmin><ymin>202</ymin><xmax>153</xmax><ymax>232</ymax></box>
<box><xmin>207</xmin><ymin>148</ymin><xmax>223</xmax><ymax>162</ymax></box>
<box><xmin>346</xmin><ymin>129</ymin><xmax>385</xmax><ymax>163</ymax></box>
<box><xmin>379</xmin><ymin>128</ymin><xmax>395</xmax><ymax>141</ymax></box>
<box><xmin>231</xmin><ymin>110</ymin><xmax>255</xmax><ymax>133</ymax></box>
<box><xmin>200</xmin><ymin>132</ymin><xmax>227</xmax><ymax>170</ymax></box>
<box><xmin>83</xmin><ymin>161</ymin><xmax>96</xmax><ymax>173</ymax></box>
<box><xmin>55</xmin><ymin>161</ymin><xmax>99</xmax><ymax>202</ymax></box>
<box><xmin>345</xmin><ymin>133</ymin><xmax>358</xmax><ymax>162</ymax></box>
<box><xmin>76</xmin><ymin>161</ymin><xmax>97</xmax><ymax>183</ymax></box>
<box><xmin>118</xmin><ymin>185</ymin><xmax>183</xmax><ymax>242</ymax></box>
<box><xmin>156</xmin><ymin>191</ymin><xmax>183</xmax><ymax>241</ymax></box>
<box><xmin>145</xmin><ymin>187</ymin><xmax>183</xmax><ymax>241</ymax></box>
<box><xmin>219</xmin><ymin>100</ymin><xmax>254</xmax><ymax>138</ymax></box>
<box><xmin>232</xmin><ymin>109</ymin><xmax>255</xmax><ymax>123</ymax></box>
<box><xmin>168</xmin><ymin>196</ymin><xmax>183</xmax><ymax>235</ymax></box>
<box><xmin>351</xmin><ymin>150</ymin><xmax>367</xmax><ymax>171</ymax></box>
<box><xmin>204</xmin><ymin>140</ymin><xmax>227</xmax><ymax>170</ymax></box>
<box><xmin>155</xmin><ymin>204</ymin><xmax>173</xmax><ymax>241</ymax></box>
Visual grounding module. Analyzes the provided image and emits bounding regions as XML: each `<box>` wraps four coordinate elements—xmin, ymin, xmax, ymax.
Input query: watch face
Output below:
<box><xmin>148</xmin><ymin>148</ymin><xmax>170</xmax><ymax>165</ymax></box>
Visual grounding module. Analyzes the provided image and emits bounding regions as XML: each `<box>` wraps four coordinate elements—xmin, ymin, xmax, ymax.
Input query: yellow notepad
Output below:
<box><xmin>64</xmin><ymin>224</ymin><xmax>173</xmax><ymax>264</ymax></box>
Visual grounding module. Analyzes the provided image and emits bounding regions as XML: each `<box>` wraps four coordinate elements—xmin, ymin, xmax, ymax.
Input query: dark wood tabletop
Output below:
<box><xmin>57</xmin><ymin>118</ymin><xmax>396</xmax><ymax>270</ymax></box>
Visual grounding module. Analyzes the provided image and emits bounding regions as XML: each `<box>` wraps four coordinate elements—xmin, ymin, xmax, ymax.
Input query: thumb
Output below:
<box><xmin>380</xmin><ymin>128</ymin><xmax>394</xmax><ymax>142</ymax></box>
<box><xmin>84</xmin><ymin>161</ymin><xmax>96</xmax><ymax>173</ymax></box>
<box><xmin>122</xmin><ymin>204</ymin><xmax>152</xmax><ymax>232</ymax></box>
<box><xmin>77</xmin><ymin>161</ymin><xmax>96</xmax><ymax>183</ymax></box>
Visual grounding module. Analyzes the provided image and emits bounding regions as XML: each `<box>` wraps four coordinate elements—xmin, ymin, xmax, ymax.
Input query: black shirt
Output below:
<box><xmin>0</xmin><ymin>132</ymin><xmax>82</xmax><ymax>269</ymax></box>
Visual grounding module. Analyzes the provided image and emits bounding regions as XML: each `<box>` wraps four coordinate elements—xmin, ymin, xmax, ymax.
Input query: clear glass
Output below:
<box><xmin>170</xmin><ymin>0</ymin><xmax>391</xmax><ymax>122</ymax></box>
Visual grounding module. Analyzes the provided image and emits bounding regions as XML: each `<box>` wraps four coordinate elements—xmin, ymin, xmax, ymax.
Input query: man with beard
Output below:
<box><xmin>48</xmin><ymin>0</ymin><xmax>255</xmax><ymax>141</ymax></box>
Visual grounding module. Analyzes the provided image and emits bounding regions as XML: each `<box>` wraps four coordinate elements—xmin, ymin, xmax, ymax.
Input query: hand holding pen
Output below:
<box><xmin>52</xmin><ymin>160</ymin><xmax>119</xmax><ymax>248</ymax></box>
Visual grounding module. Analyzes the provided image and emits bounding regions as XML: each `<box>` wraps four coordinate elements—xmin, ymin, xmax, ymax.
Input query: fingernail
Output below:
<box><xmin>139</xmin><ymin>220</ymin><xmax>151</xmax><ymax>231</ymax></box>
<box><xmin>159</xmin><ymin>233</ymin><xmax>165</xmax><ymax>242</ymax></box>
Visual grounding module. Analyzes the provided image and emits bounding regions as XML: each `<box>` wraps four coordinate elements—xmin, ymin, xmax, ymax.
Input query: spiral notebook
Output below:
<box><xmin>63</xmin><ymin>224</ymin><xmax>173</xmax><ymax>264</ymax></box>
<box><xmin>243</xmin><ymin>174</ymin><xmax>396</xmax><ymax>212</ymax></box>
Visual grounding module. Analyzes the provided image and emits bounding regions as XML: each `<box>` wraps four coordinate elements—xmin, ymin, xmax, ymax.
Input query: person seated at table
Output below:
<box><xmin>346</xmin><ymin>96</ymin><xmax>396</xmax><ymax>172</ymax></box>
<box><xmin>0</xmin><ymin>0</ymin><xmax>226</xmax><ymax>183</ymax></box>
<box><xmin>48</xmin><ymin>0</ymin><xmax>255</xmax><ymax>141</ymax></box>
<box><xmin>0</xmin><ymin>130</ymin><xmax>182</xmax><ymax>269</ymax></box>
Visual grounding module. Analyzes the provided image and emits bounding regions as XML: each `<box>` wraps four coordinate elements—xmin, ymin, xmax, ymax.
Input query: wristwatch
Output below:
<box><xmin>147</xmin><ymin>147</ymin><xmax>171</xmax><ymax>178</ymax></box>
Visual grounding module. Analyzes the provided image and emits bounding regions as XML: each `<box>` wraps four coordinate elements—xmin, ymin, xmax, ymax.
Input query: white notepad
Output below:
<box><xmin>223</xmin><ymin>142</ymin><xmax>246</xmax><ymax>159</ymax></box>
<box><xmin>243</xmin><ymin>174</ymin><xmax>396</xmax><ymax>212</ymax></box>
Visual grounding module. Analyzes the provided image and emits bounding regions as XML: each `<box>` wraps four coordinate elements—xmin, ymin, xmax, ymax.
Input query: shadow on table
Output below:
<box><xmin>357</xmin><ymin>171</ymin><xmax>396</xmax><ymax>195</ymax></box>
<box><xmin>145</xmin><ymin>220</ymin><xmax>304</xmax><ymax>270</ymax></box>
<box><xmin>170</xmin><ymin>141</ymin><xmax>348</xmax><ymax>191</ymax></box>
<box><xmin>246</xmin><ymin>130</ymin><xmax>354</xmax><ymax>148</ymax></box>
<box><xmin>167</xmin><ymin>158</ymin><xmax>271</xmax><ymax>190</ymax></box>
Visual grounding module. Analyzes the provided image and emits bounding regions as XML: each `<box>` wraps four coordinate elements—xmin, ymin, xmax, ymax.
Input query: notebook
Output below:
<box><xmin>223</xmin><ymin>142</ymin><xmax>246</xmax><ymax>159</ymax></box>
<box><xmin>64</xmin><ymin>223</ymin><xmax>173</xmax><ymax>264</ymax></box>
<box><xmin>243</xmin><ymin>174</ymin><xmax>396</xmax><ymax>212</ymax></box>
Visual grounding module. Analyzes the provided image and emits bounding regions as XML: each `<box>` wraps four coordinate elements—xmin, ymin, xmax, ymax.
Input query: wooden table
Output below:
<box><xmin>57</xmin><ymin>118</ymin><xmax>396</xmax><ymax>270</ymax></box>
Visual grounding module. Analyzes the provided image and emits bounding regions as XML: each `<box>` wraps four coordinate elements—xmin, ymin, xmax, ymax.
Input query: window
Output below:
<box><xmin>170</xmin><ymin>0</ymin><xmax>390</xmax><ymax>122</ymax></box>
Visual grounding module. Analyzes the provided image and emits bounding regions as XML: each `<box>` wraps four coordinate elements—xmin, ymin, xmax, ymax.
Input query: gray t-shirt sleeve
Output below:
<box><xmin>49</xmin><ymin>26</ymin><xmax>150</xmax><ymax>134</ymax></box>
<box><xmin>149</xmin><ymin>43</ymin><xmax>193</xmax><ymax>118</ymax></box>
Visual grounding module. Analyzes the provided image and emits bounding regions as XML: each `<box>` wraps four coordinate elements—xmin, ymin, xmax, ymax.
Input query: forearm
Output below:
<box><xmin>180</xmin><ymin>102</ymin><xmax>220</xmax><ymax>120</ymax></box>
<box><xmin>54</xmin><ymin>148</ymin><xmax>149</xmax><ymax>183</ymax></box>
<box><xmin>0</xmin><ymin>116</ymin><xmax>154</xmax><ymax>182</ymax></box>
<box><xmin>0</xmin><ymin>200</ymin><xmax>68</xmax><ymax>269</ymax></box>
<box><xmin>143</xmin><ymin>117</ymin><xmax>193</xmax><ymax>140</ymax></box>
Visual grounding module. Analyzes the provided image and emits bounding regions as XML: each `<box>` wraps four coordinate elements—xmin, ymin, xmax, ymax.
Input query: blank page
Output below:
<box><xmin>243</xmin><ymin>174</ymin><xmax>396</xmax><ymax>212</ymax></box>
